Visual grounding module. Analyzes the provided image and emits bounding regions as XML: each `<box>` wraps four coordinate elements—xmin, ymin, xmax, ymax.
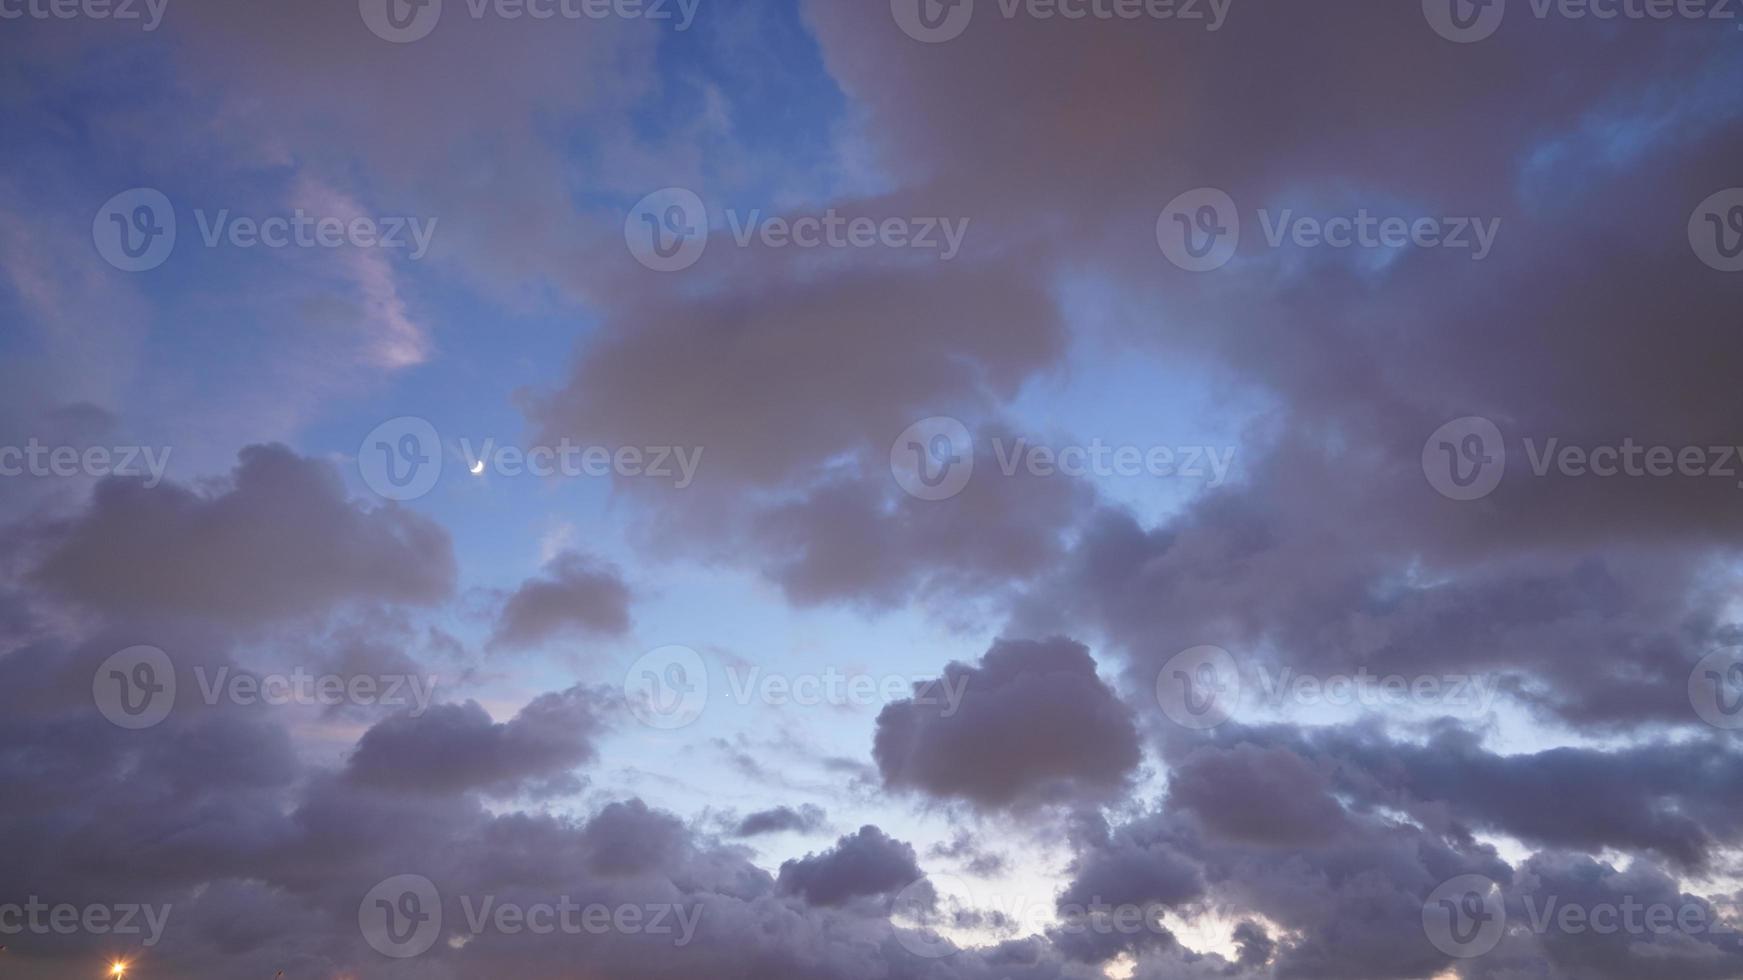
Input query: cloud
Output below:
<box><xmin>733</xmin><ymin>804</ymin><xmax>829</xmax><ymax>838</ymax></box>
<box><xmin>873</xmin><ymin>637</ymin><xmax>1140</xmax><ymax>810</ymax></box>
<box><xmin>487</xmin><ymin>551</ymin><xmax>633</xmax><ymax>651</ymax></box>
<box><xmin>344</xmin><ymin>685</ymin><xmax>612</xmax><ymax>798</ymax></box>
<box><xmin>1189</xmin><ymin>721</ymin><xmax>1743</xmax><ymax>872</ymax></box>
<box><xmin>776</xmin><ymin>825</ymin><xmax>923</xmax><ymax>908</ymax></box>
<box><xmin>29</xmin><ymin>444</ymin><xmax>455</xmax><ymax>623</ymax></box>
<box><xmin>1164</xmin><ymin>741</ymin><xmax>1351</xmax><ymax>847</ymax></box>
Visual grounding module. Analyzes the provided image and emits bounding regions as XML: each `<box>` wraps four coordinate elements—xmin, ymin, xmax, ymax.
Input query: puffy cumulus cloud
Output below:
<box><xmin>343</xmin><ymin>685</ymin><xmax>614</xmax><ymax>798</ymax></box>
<box><xmin>749</xmin><ymin>438</ymin><xmax>1094</xmax><ymax>608</ymax></box>
<box><xmin>733</xmin><ymin>803</ymin><xmax>829</xmax><ymax>838</ymax></box>
<box><xmin>1472</xmin><ymin>852</ymin><xmax>1743</xmax><ymax>980</ymax></box>
<box><xmin>1029</xmin><ymin>442</ymin><xmax>1741</xmax><ymax>733</ymax></box>
<box><xmin>28</xmin><ymin>444</ymin><xmax>454</xmax><ymax>623</ymax></box>
<box><xmin>874</xmin><ymin>638</ymin><xmax>1140</xmax><ymax>810</ymax></box>
<box><xmin>0</xmin><ymin>613</ymin><xmax>1121</xmax><ymax>979</ymax></box>
<box><xmin>526</xmin><ymin>269</ymin><xmax>1088</xmax><ymax>610</ymax></box>
<box><xmin>1038</xmin><ymin>717</ymin><xmax>1743</xmax><ymax>976</ymax></box>
<box><xmin>1163</xmin><ymin>742</ymin><xmax>1350</xmax><ymax>847</ymax></box>
<box><xmin>813</xmin><ymin>0</ymin><xmax>1743</xmax><ymax>737</ymax></box>
<box><xmin>486</xmin><ymin>550</ymin><xmax>633</xmax><ymax>651</ymax></box>
<box><xmin>530</xmin><ymin>268</ymin><xmax>1063</xmax><ymax>491</ymax></box>
<box><xmin>776</xmin><ymin>825</ymin><xmax>924</xmax><ymax>908</ymax></box>
<box><xmin>1057</xmin><ymin>798</ymin><xmax>1513</xmax><ymax>977</ymax></box>
<box><xmin>782</xmin><ymin>0</ymin><xmax>1743</xmax><ymax>762</ymax></box>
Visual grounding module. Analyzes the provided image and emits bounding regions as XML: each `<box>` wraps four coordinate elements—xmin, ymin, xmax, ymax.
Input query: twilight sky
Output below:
<box><xmin>3</xmin><ymin>0</ymin><xmax>1743</xmax><ymax>977</ymax></box>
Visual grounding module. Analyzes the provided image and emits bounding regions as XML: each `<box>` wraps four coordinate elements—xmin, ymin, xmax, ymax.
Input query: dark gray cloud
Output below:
<box><xmin>1183</xmin><ymin>721</ymin><xmax>1743</xmax><ymax>872</ymax></box>
<box><xmin>487</xmin><ymin>551</ymin><xmax>633</xmax><ymax>651</ymax></box>
<box><xmin>776</xmin><ymin>825</ymin><xmax>924</xmax><ymax>908</ymax></box>
<box><xmin>928</xmin><ymin>832</ymin><xmax>1008</xmax><ymax>878</ymax></box>
<box><xmin>1060</xmin><ymin>797</ymin><xmax>1512</xmax><ymax>978</ymax></box>
<box><xmin>874</xmin><ymin>637</ymin><xmax>1140</xmax><ymax>810</ymax></box>
<box><xmin>344</xmin><ymin>685</ymin><xmax>613</xmax><ymax>798</ymax></box>
<box><xmin>1164</xmin><ymin>741</ymin><xmax>1350</xmax><ymax>847</ymax></box>
<box><xmin>733</xmin><ymin>804</ymin><xmax>829</xmax><ymax>838</ymax></box>
<box><xmin>29</xmin><ymin>444</ymin><xmax>454</xmax><ymax>623</ymax></box>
